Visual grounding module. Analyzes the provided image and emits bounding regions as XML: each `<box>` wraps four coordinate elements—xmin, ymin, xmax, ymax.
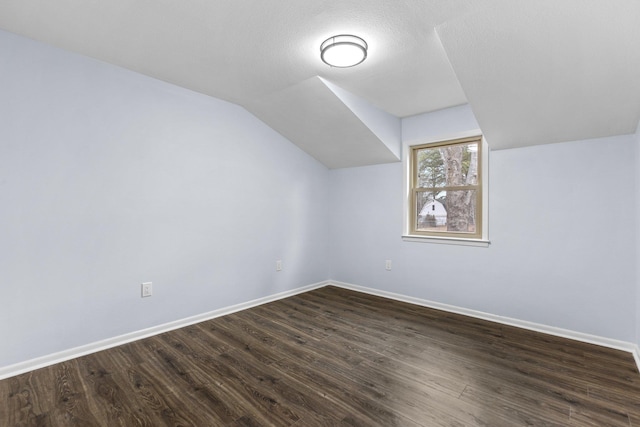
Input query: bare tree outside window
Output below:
<box><xmin>410</xmin><ymin>136</ymin><xmax>482</xmax><ymax>238</ymax></box>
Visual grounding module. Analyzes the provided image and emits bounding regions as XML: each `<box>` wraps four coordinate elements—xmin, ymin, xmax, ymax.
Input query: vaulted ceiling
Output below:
<box><xmin>1</xmin><ymin>1</ymin><xmax>639</xmax><ymax>168</ymax></box>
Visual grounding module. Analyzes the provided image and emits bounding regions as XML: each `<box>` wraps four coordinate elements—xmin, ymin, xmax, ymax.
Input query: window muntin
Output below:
<box><xmin>410</xmin><ymin>136</ymin><xmax>482</xmax><ymax>239</ymax></box>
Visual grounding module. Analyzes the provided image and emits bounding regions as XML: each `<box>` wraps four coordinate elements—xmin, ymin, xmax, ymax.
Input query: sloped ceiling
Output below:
<box><xmin>0</xmin><ymin>1</ymin><xmax>638</xmax><ymax>166</ymax></box>
<box><xmin>247</xmin><ymin>77</ymin><xmax>401</xmax><ymax>169</ymax></box>
<box><xmin>436</xmin><ymin>0</ymin><xmax>640</xmax><ymax>150</ymax></box>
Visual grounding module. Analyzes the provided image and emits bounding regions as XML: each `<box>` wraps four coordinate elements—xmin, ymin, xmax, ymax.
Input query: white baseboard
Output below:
<box><xmin>4</xmin><ymin>279</ymin><xmax>639</xmax><ymax>380</ymax></box>
<box><xmin>633</xmin><ymin>346</ymin><xmax>640</xmax><ymax>374</ymax></box>
<box><xmin>329</xmin><ymin>281</ymin><xmax>640</xmax><ymax>373</ymax></box>
<box><xmin>0</xmin><ymin>280</ymin><xmax>329</xmax><ymax>381</ymax></box>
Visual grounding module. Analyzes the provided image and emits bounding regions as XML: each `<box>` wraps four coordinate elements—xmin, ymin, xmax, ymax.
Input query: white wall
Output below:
<box><xmin>0</xmin><ymin>30</ymin><xmax>329</xmax><ymax>367</ymax></box>
<box><xmin>329</xmin><ymin>106</ymin><xmax>637</xmax><ymax>342</ymax></box>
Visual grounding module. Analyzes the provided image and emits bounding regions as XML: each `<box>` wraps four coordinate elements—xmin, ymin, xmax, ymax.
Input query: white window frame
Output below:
<box><xmin>402</xmin><ymin>130</ymin><xmax>490</xmax><ymax>247</ymax></box>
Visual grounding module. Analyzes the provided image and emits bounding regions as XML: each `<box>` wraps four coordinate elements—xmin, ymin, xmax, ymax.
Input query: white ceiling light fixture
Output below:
<box><xmin>320</xmin><ymin>35</ymin><xmax>368</xmax><ymax>68</ymax></box>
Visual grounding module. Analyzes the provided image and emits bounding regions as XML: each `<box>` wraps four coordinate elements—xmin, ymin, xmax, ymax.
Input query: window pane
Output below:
<box><xmin>416</xmin><ymin>190</ymin><xmax>477</xmax><ymax>234</ymax></box>
<box><xmin>416</xmin><ymin>142</ymin><xmax>478</xmax><ymax>188</ymax></box>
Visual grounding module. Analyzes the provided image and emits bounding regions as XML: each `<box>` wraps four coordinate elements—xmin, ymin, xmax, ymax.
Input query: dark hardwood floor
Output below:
<box><xmin>2</xmin><ymin>286</ymin><xmax>639</xmax><ymax>426</ymax></box>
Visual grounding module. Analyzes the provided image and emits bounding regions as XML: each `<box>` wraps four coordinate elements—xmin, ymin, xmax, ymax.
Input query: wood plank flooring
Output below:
<box><xmin>1</xmin><ymin>285</ymin><xmax>639</xmax><ymax>426</ymax></box>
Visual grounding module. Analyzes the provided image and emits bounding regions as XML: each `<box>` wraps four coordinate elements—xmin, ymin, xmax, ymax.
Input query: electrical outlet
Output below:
<box><xmin>141</xmin><ymin>282</ymin><xmax>153</xmax><ymax>297</ymax></box>
<box><xmin>385</xmin><ymin>260</ymin><xmax>392</xmax><ymax>271</ymax></box>
<box><xmin>276</xmin><ymin>260</ymin><xmax>282</xmax><ymax>271</ymax></box>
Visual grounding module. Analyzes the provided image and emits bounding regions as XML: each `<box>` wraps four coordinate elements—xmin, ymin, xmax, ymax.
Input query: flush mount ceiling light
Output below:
<box><xmin>320</xmin><ymin>34</ymin><xmax>368</xmax><ymax>68</ymax></box>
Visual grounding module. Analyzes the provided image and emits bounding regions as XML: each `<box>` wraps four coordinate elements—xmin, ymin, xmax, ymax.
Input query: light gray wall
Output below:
<box><xmin>0</xmin><ymin>30</ymin><xmax>329</xmax><ymax>367</ymax></box>
<box><xmin>403</xmin><ymin>104</ymin><xmax>480</xmax><ymax>143</ymax></box>
<box><xmin>329</xmin><ymin>107</ymin><xmax>637</xmax><ymax>342</ymax></box>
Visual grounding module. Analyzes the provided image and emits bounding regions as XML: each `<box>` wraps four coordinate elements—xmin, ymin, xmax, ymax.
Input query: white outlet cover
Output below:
<box><xmin>141</xmin><ymin>282</ymin><xmax>153</xmax><ymax>297</ymax></box>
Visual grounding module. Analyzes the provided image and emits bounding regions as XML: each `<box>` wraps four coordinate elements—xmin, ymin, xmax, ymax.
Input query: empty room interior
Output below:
<box><xmin>1</xmin><ymin>1</ymin><xmax>640</xmax><ymax>426</ymax></box>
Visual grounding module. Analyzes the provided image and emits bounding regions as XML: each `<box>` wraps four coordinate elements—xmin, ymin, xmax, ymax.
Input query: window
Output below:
<box><xmin>408</xmin><ymin>135</ymin><xmax>485</xmax><ymax>241</ymax></box>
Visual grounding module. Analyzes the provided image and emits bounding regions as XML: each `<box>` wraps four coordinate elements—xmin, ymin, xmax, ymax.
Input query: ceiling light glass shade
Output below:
<box><xmin>320</xmin><ymin>35</ymin><xmax>368</xmax><ymax>68</ymax></box>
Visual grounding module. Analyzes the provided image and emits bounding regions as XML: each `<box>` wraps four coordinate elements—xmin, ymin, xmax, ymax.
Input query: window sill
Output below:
<box><xmin>402</xmin><ymin>235</ymin><xmax>490</xmax><ymax>247</ymax></box>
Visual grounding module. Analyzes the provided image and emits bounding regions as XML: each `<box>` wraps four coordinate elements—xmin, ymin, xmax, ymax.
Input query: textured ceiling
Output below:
<box><xmin>437</xmin><ymin>0</ymin><xmax>640</xmax><ymax>150</ymax></box>
<box><xmin>0</xmin><ymin>0</ymin><xmax>638</xmax><ymax>166</ymax></box>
